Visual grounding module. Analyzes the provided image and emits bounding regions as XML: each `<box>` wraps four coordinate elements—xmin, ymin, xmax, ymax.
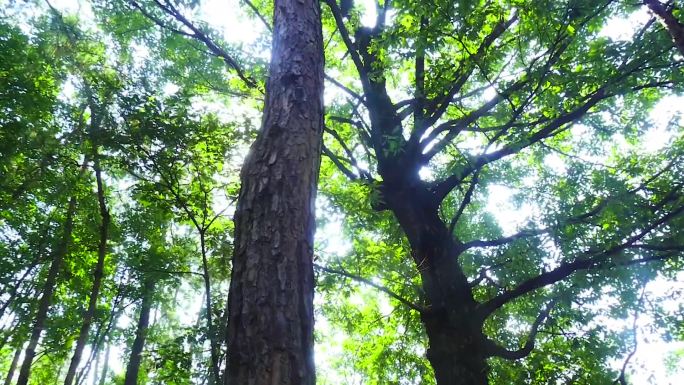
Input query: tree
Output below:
<box><xmin>313</xmin><ymin>0</ymin><xmax>683</xmax><ymax>383</ymax></box>
<box><xmin>223</xmin><ymin>0</ymin><xmax>325</xmax><ymax>384</ymax></box>
<box><xmin>1</xmin><ymin>1</ymin><xmax>683</xmax><ymax>384</ymax></box>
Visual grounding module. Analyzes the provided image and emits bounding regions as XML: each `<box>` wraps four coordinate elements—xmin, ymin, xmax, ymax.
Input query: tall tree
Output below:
<box><xmin>314</xmin><ymin>0</ymin><xmax>684</xmax><ymax>384</ymax></box>
<box><xmin>2</xmin><ymin>1</ymin><xmax>683</xmax><ymax>384</ymax></box>
<box><xmin>16</xmin><ymin>177</ymin><xmax>83</xmax><ymax>385</ymax></box>
<box><xmin>224</xmin><ymin>0</ymin><xmax>325</xmax><ymax>384</ymax></box>
<box><xmin>123</xmin><ymin>278</ymin><xmax>156</xmax><ymax>385</ymax></box>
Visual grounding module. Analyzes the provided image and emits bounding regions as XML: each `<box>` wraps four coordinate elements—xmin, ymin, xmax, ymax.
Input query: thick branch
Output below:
<box><xmin>479</xmin><ymin>205</ymin><xmax>684</xmax><ymax>317</ymax></box>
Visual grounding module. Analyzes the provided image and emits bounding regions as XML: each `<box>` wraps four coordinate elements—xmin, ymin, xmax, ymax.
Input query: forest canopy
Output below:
<box><xmin>1</xmin><ymin>0</ymin><xmax>683</xmax><ymax>384</ymax></box>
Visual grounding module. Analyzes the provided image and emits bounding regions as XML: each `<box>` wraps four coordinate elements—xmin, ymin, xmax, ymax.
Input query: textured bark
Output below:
<box><xmin>4</xmin><ymin>347</ymin><xmax>21</xmax><ymax>385</ymax></box>
<box><xmin>224</xmin><ymin>0</ymin><xmax>324</xmax><ymax>384</ymax></box>
<box><xmin>16</xmin><ymin>181</ymin><xmax>82</xmax><ymax>385</ymax></box>
<box><xmin>123</xmin><ymin>279</ymin><xmax>155</xmax><ymax>385</ymax></box>
<box><xmin>644</xmin><ymin>0</ymin><xmax>684</xmax><ymax>55</ymax></box>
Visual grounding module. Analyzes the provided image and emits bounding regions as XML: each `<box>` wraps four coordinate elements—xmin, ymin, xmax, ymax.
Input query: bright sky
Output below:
<box><xmin>11</xmin><ymin>0</ymin><xmax>684</xmax><ymax>384</ymax></box>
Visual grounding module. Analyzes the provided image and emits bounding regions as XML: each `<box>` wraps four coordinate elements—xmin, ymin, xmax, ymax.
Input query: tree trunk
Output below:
<box><xmin>16</xmin><ymin>184</ymin><xmax>82</xmax><ymax>385</ymax></box>
<box><xmin>123</xmin><ymin>279</ymin><xmax>155</xmax><ymax>385</ymax></box>
<box><xmin>98</xmin><ymin>343</ymin><xmax>110</xmax><ymax>385</ymax></box>
<box><xmin>4</xmin><ymin>347</ymin><xmax>21</xmax><ymax>385</ymax></box>
<box><xmin>224</xmin><ymin>0</ymin><xmax>324</xmax><ymax>384</ymax></box>
<box><xmin>199</xmin><ymin>232</ymin><xmax>221</xmax><ymax>385</ymax></box>
<box><xmin>385</xmin><ymin>186</ymin><xmax>489</xmax><ymax>385</ymax></box>
<box><xmin>91</xmin><ymin>349</ymin><xmax>100</xmax><ymax>385</ymax></box>
<box><xmin>64</xmin><ymin>156</ymin><xmax>110</xmax><ymax>385</ymax></box>
<box><xmin>422</xmin><ymin>313</ymin><xmax>489</xmax><ymax>385</ymax></box>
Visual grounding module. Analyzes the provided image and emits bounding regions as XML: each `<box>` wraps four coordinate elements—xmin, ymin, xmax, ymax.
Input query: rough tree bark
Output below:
<box><xmin>123</xmin><ymin>279</ymin><xmax>155</xmax><ymax>385</ymax></box>
<box><xmin>223</xmin><ymin>0</ymin><xmax>324</xmax><ymax>384</ymax></box>
<box><xmin>16</xmin><ymin>161</ymin><xmax>86</xmax><ymax>385</ymax></box>
<box><xmin>64</xmin><ymin>154</ymin><xmax>110</xmax><ymax>385</ymax></box>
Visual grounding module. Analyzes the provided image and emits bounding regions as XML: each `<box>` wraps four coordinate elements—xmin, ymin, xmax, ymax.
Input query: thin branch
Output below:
<box><xmin>130</xmin><ymin>0</ymin><xmax>259</xmax><ymax>89</ymax></box>
<box><xmin>325</xmin><ymin>74</ymin><xmax>365</xmax><ymax>104</ymax></box>
<box><xmin>432</xmin><ymin>87</ymin><xmax>611</xmax><ymax>202</ymax></box>
<box><xmin>314</xmin><ymin>263</ymin><xmax>428</xmax><ymax>313</ymax></box>
<box><xmin>613</xmin><ymin>284</ymin><xmax>647</xmax><ymax>385</ymax></box>
<box><xmin>322</xmin><ymin>145</ymin><xmax>358</xmax><ymax>180</ymax></box>
<box><xmin>240</xmin><ymin>0</ymin><xmax>272</xmax><ymax>32</ymax></box>
<box><xmin>485</xmin><ymin>297</ymin><xmax>559</xmax><ymax>359</ymax></box>
<box><xmin>448</xmin><ymin>171</ymin><xmax>479</xmax><ymax>234</ymax></box>
<box><xmin>322</xmin><ymin>0</ymin><xmax>369</xmax><ymax>87</ymax></box>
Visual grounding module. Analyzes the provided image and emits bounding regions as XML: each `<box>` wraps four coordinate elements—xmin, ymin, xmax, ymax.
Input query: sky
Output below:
<box><xmin>9</xmin><ymin>0</ymin><xmax>684</xmax><ymax>384</ymax></box>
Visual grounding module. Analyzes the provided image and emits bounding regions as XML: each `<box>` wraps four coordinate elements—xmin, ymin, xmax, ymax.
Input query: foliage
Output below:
<box><xmin>0</xmin><ymin>0</ymin><xmax>683</xmax><ymax>384</ymax></box>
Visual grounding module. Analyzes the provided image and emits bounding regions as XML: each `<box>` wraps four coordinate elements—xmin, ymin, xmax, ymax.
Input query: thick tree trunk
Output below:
<box><xmin>16</xmin><ymin>188</ymin><xmax>81</xmax><ymax>385</ymax></box>
<box><xmin>422</xmin><ymin>314</ymin><xmax>489</xmax><ymax>385</ymax></box>
<box><xmin>4</xmin><ymin>347</ymin><xmax>21</xmax><ymax>385</ymax></box>
<box><xmin>123</xmin><ymin>279</ymin><xmax>155</xmax><ymax>385</ymax></box>
<box><xmin>385</xmin><ymin>186</ymin><xmax>489</xmax><ymax>385</ymax></box>
<box><xmin>224</xmin><ymin>0</ymin><xmax>324</xmax><ymax>384</ymax></box>
<box><xmin>64</xmin><ymin>156</ymin><xmax>110</xmax><ymax>385</ymax></box>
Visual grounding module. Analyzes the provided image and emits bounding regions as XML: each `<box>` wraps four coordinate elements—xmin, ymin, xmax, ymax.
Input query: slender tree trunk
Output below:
<box><xmin>199</xmin><ymin>233</ymin><xmax>221</xmax><ymax>385</ymax></box>
<box><xmin>123</xmin><ymin>279</ymin><xmax>155</xmax><ymax>385</ymax></box>
<box><xmin>91</xmin><ymin>349</ymin><xmax>100</xmax><ymax>385</ymax></box>
<box><xmin>385</xmin><ymin>187</ymin><xmax>489</xmax><ymax>385</ymax></box>
<box><xmin>4</xmin><ymin>347</ymin><xmax>21</xmax><ymax>385</ymax></box>
<box><xmin>98</xmin><ymin>343</ymin><xmax>109</xmax><ymax>385</ymax></box>
<box><xmin>16</xmin><ymin>174</ymin><xmax>83</xmax><ymax>385</ymax></box>
<box><xmin>224</xmin><ymin>0</ymin><xmax>324</xmax><ymax>384</ymax></box>
<box><xmin>64</xmin><ymin>156</ymin><xmax>110</xmax><ymax>385</ymax></box>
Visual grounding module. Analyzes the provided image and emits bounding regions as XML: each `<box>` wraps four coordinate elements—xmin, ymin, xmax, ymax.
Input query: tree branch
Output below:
<box><xmin>323</xmin><ymin>0</ymin><xmax>369</xmax><ymax>87</ymax></box>
<box><xmin>643</xmin><ymin>0</ymin><xmax>684</xmax><ymax>55</ymax></box>
<box><xmin>322</xmin><ymin>144</ymin><xmax>358</xmax><ymax>180</ymax></box>
<box><xmin>314</xmin><ymin>263</ymin><xmax>428</xmax><ymax>313</ymax></box>
<box><xmin>130</xmin><ymin>0</ymin><xmax>259</xmax><ymax>89</ymax></box>
<box><xmin>479</xmin><ymin>204</ymin><xmax>684</xmax><ymax>317</ymax></box>
<box><xmin>485</xmin><ymin>297</ymin><xmax>559</xmax><ymax>359</ymax></box>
